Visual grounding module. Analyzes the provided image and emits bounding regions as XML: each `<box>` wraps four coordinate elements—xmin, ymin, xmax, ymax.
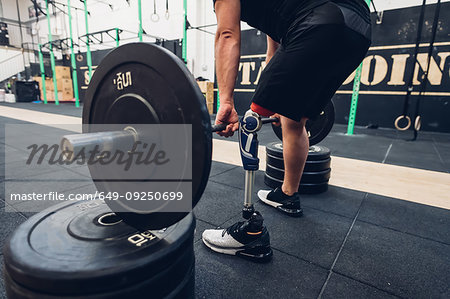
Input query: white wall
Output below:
<box><xmin>186</xmin><ymin>0</ymin><xmax>215</xmax><ymax>80</ymax></box>
<box><xmin>3</xmin><ymin>0</ymin><xmax>32</xmax><ymax>25</ymax></box>
<box><xmin>0</xmin><ymin>47</ymin><xmax>25</xmax><ymax>81</ymax></box>
<box><xmin>2</xmin><ymin>0</ymin><xmax>18</xmax><ymax>20</ymax></box>
<box><xmin>370</xmin><ymin>0</ymin><xmax>447</xmax><ymax>11</ymax></box>
<box><xmin>0</xmin><ymin>0</ymin><xmax>39</xmax><ymax>48</ymax></box>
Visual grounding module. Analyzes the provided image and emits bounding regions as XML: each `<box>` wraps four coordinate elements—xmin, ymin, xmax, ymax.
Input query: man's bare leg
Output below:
<box><xmin>257</xmin><ymin>115</ymin><xmax>305</xmax><ymax>217</ymax></box>
<box><xmin>280</xmin><ymin>116</ymin><xmax>309</xmax><ymax>196</ymax></box>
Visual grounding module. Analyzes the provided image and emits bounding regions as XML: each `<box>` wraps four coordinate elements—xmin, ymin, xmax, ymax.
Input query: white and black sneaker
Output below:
<box><xmin>202</xmin><ymin>212</ymin><xmax>273</xmax><ymax>262</ymax></box>
<box><xmin>258</xmin><ymin>187</ymin><xmax>303</xmax><ymax>217</ymax></box>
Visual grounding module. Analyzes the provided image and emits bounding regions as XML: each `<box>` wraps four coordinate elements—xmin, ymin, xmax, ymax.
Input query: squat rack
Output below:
<box><xmin>38</xmin><ymin>0</ymin><xmax>84</xmax><ymax>107</ymax></box>
<box><xmin>37</xmin><ymin>0</ymin><xmax>187</xmax><ymax>106</ymax></box>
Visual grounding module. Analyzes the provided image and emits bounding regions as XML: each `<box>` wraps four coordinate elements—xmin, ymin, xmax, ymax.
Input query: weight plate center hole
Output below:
<box><xmin>97</xmin><ymin>212</ymin><xmax>123</xmax><ymax>226</ymax></box>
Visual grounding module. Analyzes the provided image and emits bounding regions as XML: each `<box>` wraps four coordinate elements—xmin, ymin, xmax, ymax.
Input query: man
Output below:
<box><xmin>202</xmin><ymin>0</ymin><xmax>371</xmax><ymax>260</ymax></box>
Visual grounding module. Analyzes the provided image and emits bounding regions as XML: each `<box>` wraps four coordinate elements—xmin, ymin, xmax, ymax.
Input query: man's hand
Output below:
<box><xmin>215</xmin><ymin>103</ymin><xmax>239</xmax><ymax>137</ymax></box>
<box><xmin>271</xmin><ymin>113</ymin><xmax>281</xmax><ymax>127</ymax></box>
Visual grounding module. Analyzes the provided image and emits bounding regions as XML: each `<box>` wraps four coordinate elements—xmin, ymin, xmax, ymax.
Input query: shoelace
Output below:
<box><xmin>222</xmin><ymin>221</ymin><xmax>244</xmax><ymax>237</ymax></box>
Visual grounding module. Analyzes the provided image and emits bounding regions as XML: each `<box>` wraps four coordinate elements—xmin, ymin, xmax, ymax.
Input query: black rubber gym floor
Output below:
<box><xmin>0</xmin><ymin>102</ymin><xmax>449</xmax><ymax>298</ymax></box>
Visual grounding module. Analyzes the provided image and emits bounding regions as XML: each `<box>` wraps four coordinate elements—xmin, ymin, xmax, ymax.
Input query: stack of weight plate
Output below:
<box><xmin>3</xmin><ymin>200</ymin><xmax>195</xmax><ymax>298</ymax></box>
<box><xmin>265</xmin><ymin>142</ymin><xmax>331</xmax><ymax>194</ymax></box>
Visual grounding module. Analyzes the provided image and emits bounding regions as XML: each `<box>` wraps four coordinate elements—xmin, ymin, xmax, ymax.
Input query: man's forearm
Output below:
<box><xmin>215</xmin><ymin>31</ymin><xmax>241</xmax><ymax>105</ymax></box>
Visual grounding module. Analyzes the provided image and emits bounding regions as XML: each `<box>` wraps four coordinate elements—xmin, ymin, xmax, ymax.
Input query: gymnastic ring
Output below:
<box><xmin>414</xmin><ymin>116</ymin><xmax>422</xmax><ymax>131</ymax></box>
<box><xmin>394</xmin><ymin>115</ymin><xmax>411</xmax><ymax>131</ymax></box>
<box><xmin>151</xmin><ymin>13</ymin><xmax>160</xmax><ymax>22</ymax></box>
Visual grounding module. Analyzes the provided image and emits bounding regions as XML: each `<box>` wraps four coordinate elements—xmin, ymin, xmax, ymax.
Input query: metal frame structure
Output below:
<box><xmin>37</xmin><ymin>0</ymin><xmax>86</xmax><ymax>106</ymax></box>
<box><xmin>35</xmin><ymin>0</ymin><xmax>185</xmax><ymax>106</ymax></box>
<box><xmin>43</xmin><ymin>0</ymin><xmax>59</xmax><ymax>105</ymax></box>
<box><xmin>68</xmin><ymin>0</ymin><xmax>80</xmax><ymax>107</ymax></box>
<box><xmin>79</xmin><ymin>28</ymin><xmax>124</xmax><ymax>48</ymax></box>
<box><xmin>182</xmin><ymin>0</ymin><xmax>187</xmax><ymax>63</ymax></box>
<box><xmin>347</xmin><ymin>0</ymin><xmax>372</xmax><ymax>135</ymax></box>
<box><xmin>39</xmin><ymin>38</ymin><xmax>79</xmax><ymax>105</ymax></box>
<box><xmin>81</xmin><ymin>0</ymin><xmax>93</xmax><ymax>81</ymax></box>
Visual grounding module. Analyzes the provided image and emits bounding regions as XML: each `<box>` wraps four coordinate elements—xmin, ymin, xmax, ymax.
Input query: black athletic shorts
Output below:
<box><xmin>252</xmin><ymin>1</ymin><xmax>371</xmax><ymax>121</ymax></box>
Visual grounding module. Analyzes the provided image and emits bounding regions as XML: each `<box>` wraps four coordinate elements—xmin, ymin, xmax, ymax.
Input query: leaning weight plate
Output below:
<box><xmin>272</xmin><ymin>124</ymin><xmax>282</xmax><ymax>142</ymax></box>
<box><xmin>272</xmin><ymin>100</ymin><xmax>335</xmax><ymax>146</ymax></box>
<box><xmin>83</xmin><ymin>43</ymin><xmax>212</xmax><ymax>229</ymax></box>
<box><xmin>3</xmin><ymin>200</ymin><xmax>195</xmax><ymax>297</ymax></box>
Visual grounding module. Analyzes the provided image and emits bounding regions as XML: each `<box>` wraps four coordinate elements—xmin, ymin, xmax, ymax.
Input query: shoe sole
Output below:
<box><xmin>202</xmin><ymin>238</ymin><xmax>273</xmax><ymax>263</ymax></box>
<box><xmin>258</xmin><ymin>190</ymin><xmax>303</xmax><ymax>217</ymax></box>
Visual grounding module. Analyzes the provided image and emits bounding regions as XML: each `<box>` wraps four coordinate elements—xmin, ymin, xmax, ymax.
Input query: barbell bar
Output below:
<box><xmin>61</xmin><ymin>118</ymin><xmax>279</xmax><ymax>163</ymax></box>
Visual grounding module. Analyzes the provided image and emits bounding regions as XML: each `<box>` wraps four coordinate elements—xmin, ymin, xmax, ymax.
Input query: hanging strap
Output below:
<box><xmin>394</xmin><ymin>0</ymin><xmax>427</xmax><ymax>131</ymax></box>
<box><xmin>411</xmin><ymin>0</ymin><xmax>441</xmax><ymax>140</ymax></box>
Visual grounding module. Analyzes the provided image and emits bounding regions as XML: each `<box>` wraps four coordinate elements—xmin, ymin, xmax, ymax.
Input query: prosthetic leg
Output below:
<box><xmin>239</xmin><ymin>109</ymin><xmax>262</xmax><ymax>219</ymax></box>
<box><xmin>202</xmin><ymin>109</ymin><xmax>276</xmax><ymax>262</ymax></box>
<box><xmin>239</xmin><ymin>109</ymin><xmax>277</xmax><ymax>219</ymax></box>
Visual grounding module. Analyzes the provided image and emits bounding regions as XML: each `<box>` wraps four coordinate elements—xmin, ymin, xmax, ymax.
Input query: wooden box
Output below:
<box><xmin>197</xmin><ymin>81</ymin><xmax>214</xmax><ymax>114</ymax></box>
<box><xmin>55</xmin><ymin>66</ymin><xmax>71</xmax><ymax>79</ymax></box>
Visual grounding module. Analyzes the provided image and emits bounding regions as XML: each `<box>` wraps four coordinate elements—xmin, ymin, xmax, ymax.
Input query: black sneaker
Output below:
<box><xmin>202</xmin><ymin>212</ymin><xmax>273</xmax><ymax>262</ymax></box>
<box><xmin>258</xmin><ymin>187</ymin><xmax>303</xmax><ymax>217</ymax></box>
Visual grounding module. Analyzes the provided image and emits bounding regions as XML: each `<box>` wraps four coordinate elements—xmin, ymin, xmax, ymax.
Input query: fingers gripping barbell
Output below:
<box><xmin>64</xmin><ymin>43</ymin><xmax>333</xmax><ymax>230</ymax></box>
<box><xmin>212</xmin><ymin>117</ymin><xmax>279</xmax><ymax>134</ymax></box>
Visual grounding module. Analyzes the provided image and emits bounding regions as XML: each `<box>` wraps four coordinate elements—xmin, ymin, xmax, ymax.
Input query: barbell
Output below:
<box><xmin>63</xmin><ymin>42</ymin><xmax>334</xmax><ymax>230</ymax></box>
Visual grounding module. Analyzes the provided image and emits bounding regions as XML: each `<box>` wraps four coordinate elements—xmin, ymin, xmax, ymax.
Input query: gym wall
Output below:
<box><xmin>231</xmin><ymin>2</ymin><xmax>450</xmax><ymax>133</ymax></box>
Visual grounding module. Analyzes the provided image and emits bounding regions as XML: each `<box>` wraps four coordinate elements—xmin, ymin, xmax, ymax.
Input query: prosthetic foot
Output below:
<box><xmin>202</xmin><ymin>211</ymin><xmax>273</xmax><ymax>262</ymax></box>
